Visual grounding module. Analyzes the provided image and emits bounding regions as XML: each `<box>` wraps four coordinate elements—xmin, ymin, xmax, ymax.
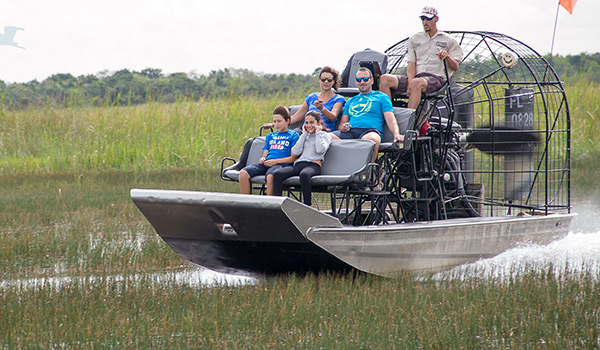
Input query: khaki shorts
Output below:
<box><xmin>392</xmin><ymin>72</ymin><xmax>445</xmax><ymax>98</ymax></box>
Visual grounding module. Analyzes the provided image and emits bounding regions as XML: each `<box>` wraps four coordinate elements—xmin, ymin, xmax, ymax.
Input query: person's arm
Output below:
<box><xmin>318</xmin><ymin>101</ymin><xmax>344</xmax><ymax>123</ymax></box>
<box><xmin>406</xmin><ymin>61</ymin><xmax>417</xmax><ymax>98</ymax></box>
<box><xmin>291</xmin><ymin>131</ymin><xmax>307</xmax><ymax>156</ymax></box>
<box><xmin>290</xmin><ymin>102</ymin><xmax>309</xmax><ymax>125</ymax></box>
<box><xmin>383</xmin><ymin>111</ymin><xmax>404</xmax><ymax>142</ymax></box>
<box><xmin>315</xmin><ymin>130</ymin><xmax>332</xmax><ymax>155</ymax></box>
<box><xmin>258</xmin><ymin>150</ymin><xmax>269</xmax><ymax>164</ymax></box>
<box><xmin>264</xmin><ymin>154</ymin><xmax>297</xmax><ymax>166</ymax></box>
<box><xmin>406</xmin><ymin>61</ymin><xmax>417</xmax><ymax>82</ymax></box>
<box><xmin>444</xmin><ymin>55</ymin><xmax>460</xmax><ymax>72</ymax></box>
<box><xmin>436</xmin><ymin>50</ymin><xmax>460</xmax><ymax>72</ymax></box>
<box><xmin>264</xmin><ymin>133</ymin><xmax>300</xmax><ymax>166</ymax></box>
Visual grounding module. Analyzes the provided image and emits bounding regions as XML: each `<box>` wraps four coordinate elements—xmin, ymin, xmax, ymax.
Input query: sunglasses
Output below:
<box><xmin>320</xmin><ymin>78</ymin><xmax>334</xmax><ymax>82</ymax></box>
<box><xmin>420</xmin><ymin>15</ymin><xmax>434</xmax><ymax>21</ymax></box>
<box><xmin>355</xmin><ymin>77</ymin><xmax>370</xmax><ymax>83</ymax></box>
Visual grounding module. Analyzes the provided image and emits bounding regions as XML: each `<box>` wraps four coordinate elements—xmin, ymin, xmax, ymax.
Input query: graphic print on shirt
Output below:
<box><xmin>349</xmin><ymin>95</ymin><xmax>373</xmax><ymax>118</ymax></box>
<box><xmin>269</xmin><ymin>134</ymin><xmax>292</xmax><ymax>150</ymax></box>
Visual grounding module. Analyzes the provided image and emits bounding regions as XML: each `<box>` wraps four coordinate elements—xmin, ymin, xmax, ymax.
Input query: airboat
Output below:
<box><xmin>132</xmin><ymin>31</ymin><xmax>575</xmax><ymax>277</ymax></box>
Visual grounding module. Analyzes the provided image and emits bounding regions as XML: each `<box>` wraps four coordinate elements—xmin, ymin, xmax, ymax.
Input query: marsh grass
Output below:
<box><xmin>2</xmin><ymin>169</ymin><xmax>599</xmax><ymax>349</ymax></box>
<box><xmin>1</xmin><ymin>82</ymin><xmax>599</xmax><ymax>348</ymax></box>
<box><xmin>2</xmin><ymin>268</ymin><xmax>599</xmax><ymax>348</ymax></box>
<box><xmin>567</xmin><ymin>80</ymin><xmax>600</xmax><ymax>197</ymax></box>
<box><xmin>0</xmin><ymin>93</ymin><xmax>306</xmax><ymax>175</ymax></box>
<box><xmin>0</xmin><ymin>169</ymin><xmax>238</xmax><ymax>280</ymax></box>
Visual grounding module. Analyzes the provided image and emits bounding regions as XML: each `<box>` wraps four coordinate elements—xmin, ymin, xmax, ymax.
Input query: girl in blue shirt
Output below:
<box><xmin>239</xmin><ymin>105</ymin><xmax>299</xmax><ymax>195</ymax></box>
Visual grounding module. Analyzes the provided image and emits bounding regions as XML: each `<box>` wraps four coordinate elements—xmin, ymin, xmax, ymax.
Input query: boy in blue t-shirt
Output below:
<box><xmin>239</xmin><ymin>105</ymin><xmax>300</xmax><ymax>195</ymax></box>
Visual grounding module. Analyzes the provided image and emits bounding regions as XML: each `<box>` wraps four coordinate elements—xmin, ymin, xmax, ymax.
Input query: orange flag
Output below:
<box><xmin>559</xmin><ymin>0</ymin><xmax>577</xmax><ymax>14</ymax></box>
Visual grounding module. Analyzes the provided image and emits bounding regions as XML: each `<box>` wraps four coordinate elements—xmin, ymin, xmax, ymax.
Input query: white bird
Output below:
<box><xmin>0</xmin><ymin>26</ymin><xmax>24</xmax><ymax>49</ymax></box>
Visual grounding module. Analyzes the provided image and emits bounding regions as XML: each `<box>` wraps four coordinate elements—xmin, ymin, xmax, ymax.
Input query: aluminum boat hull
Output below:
<box><xmin>131</xmin><ymin>189</ymin><xmax>574</xmax><ymax>277</ymax></box>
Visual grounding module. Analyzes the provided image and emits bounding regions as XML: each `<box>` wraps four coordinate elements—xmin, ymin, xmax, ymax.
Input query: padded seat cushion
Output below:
<box><xmin>222</xmin><ymin>138</ymin><xmax>375</xmax><ymax>187</ymax></box>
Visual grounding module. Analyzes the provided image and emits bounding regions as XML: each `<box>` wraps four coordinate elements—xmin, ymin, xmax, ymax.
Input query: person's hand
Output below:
<box><xmin>314</xmin><ymin>100</ymin><xmax>324</xmax><ymax>111</ymax></box>
<box><xmin>259</xmin><ymin>157</ymin><xmax>266</xmax><ymax>165</ymax></box>
<box><xmin>436</xmin><ymin>49</ymin><xmax>449</xmax><ymax>61</ymax></box>
<box><xmin>264</xmin><ymin>159</ymin><xmax>277</xmax><ymax>167</ymax></box>
<box><xmin>394</xmin><ymin>134</ymin><xmax>404</xmax><ymax>142</ymax></box>
<box><xmin>303</xmin><ymin>123</ymin><xmax>312</xmax><ymax>134</ymax></box>
<box><xmin>315</xmin><ymin>124</ymin><xmax>323</xmax><ymax>133</ymax></box>
<box><xmin>262</xmin><ymin>122</ymin><xmax>274</xmax><ymax>129</ymax></box>
<box><xmin>341</xmin><ymin>122</ymin><xmax>351</xmax><ymax>132</ymax></box>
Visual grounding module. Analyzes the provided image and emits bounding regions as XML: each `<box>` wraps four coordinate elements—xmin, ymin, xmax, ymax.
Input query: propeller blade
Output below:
<box><xmin>466</xmin><ymin>125</ymin><xmax>539</xmax><ymax>154</ymax></box>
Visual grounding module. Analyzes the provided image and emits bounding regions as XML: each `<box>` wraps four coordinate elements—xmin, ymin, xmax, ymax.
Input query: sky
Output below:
<box><xmin>0</xmin><ymin>0</ymin><xmax>597</xmax><ymax>83</ymax></box>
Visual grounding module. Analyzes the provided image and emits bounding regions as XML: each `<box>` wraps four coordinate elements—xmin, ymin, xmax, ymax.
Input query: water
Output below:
<box><xmin>0</xmin><ymin>266</ymin><xmax>257</xmax><ymax>291</ymax></box>
<box><xmin>439</xmin><ymin>201</ymin><xmax>600</xmax><ymax>280</ymax></box>
<box><xmin>3</xmin><ymin>203</ymin><xmax>598</xmax><ymax>291</ymax></box>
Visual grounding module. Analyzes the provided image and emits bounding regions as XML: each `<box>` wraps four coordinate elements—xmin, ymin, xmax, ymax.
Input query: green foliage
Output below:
<box><xmin>0</xmin><ymin>93</ymin><xmax>310</xmax><ymax>175</ymax></box>
<box><xmin>0</xmin><ymin>68</ymin><xmax>318</xmax><ymax>109</ymax></box>
<box><xmin>0</xmin><ymin>79</ymin><xmax>597</xmax><ymax>179</ymax></box>
<box><xmin>1</xmin><ymin>52</ymin><xmax>597</xmax><ymax>109</ymax></box>
<box><xmin>545</xmin><ymin>52</ymin><xmax>600</xmax><ymax>83</ymax></box>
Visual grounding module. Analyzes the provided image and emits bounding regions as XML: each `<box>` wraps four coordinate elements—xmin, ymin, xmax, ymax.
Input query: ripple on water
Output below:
<box><xmin>438</xmin><ymin>201</ymin><xmax>600</xmax><ymax>281</ymax></box>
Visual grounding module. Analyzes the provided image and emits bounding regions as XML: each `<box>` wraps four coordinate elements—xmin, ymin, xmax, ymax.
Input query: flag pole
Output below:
<box><xmin>550</xmin><ymin>1</ymin><xmax>561</xmax><ymax>59</ymax></box>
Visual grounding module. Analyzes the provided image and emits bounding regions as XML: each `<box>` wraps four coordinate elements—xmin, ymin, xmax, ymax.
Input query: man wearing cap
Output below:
<box><xmin>379</xmin><ymin>6</ymin><xmax>463</xmax><ymax>110</ymax></box>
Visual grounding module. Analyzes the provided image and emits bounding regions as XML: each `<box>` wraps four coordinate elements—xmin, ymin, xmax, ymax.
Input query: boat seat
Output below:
<box><xmin>340</xmin><ymin>48</ymin><xmax>388</xmax><ymax>90</ymax></box>
<box><xmin>282</xmin><ymin>139</ymin><xmax>375</xmax><ymax>187</ymax></box>
<box><xmin>220</xmin><ymin>137</ymin><xmax>267</xmax><ymax>182</ymax></box>
<box><xmin>379</xmin><ymin>107</ymin><xmax>414</xmax><ymax>152</ymax></box>
<box><xmin>221</xmin><ymin>138</ymin><xmax>376</xmax><ymax>188</ymax></box>
<box><xmin>288</xmin><ymin>105</ymin><xmax>304</xmax><ymax>132</ymax></box>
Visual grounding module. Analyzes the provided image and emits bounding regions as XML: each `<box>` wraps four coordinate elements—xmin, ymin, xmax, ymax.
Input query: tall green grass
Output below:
<box><xmin>0</xmin><ymin>170</ymin><xmax>223</xmax><ymax>280</ymax></box>
<box><xmin>2</xmin><ymin>269</ymin><xmax>599</xmax><ymax>348</ymax></box>
<box><xmin>0</xmin><ymin>92</ymin><xmax>306</xmax><ymax>175</ymax></box>
<box><xmin>565</xmin><ymin>80</ymin><xmax>600</xmax><ymax>196</ymax></box>
<box><xmin>1</xmin><ymin>83</ymin><xmax>597</xmax><ymax>174</ymax></box>
<box><xmin>568</xmin><ymin>79</ymin><xmax>600</xmax><ymax>159</ymax></box>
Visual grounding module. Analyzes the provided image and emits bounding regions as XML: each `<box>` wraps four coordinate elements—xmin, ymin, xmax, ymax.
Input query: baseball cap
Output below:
<box><xmin>420</xmin><ymin>6</ymin><xmax>438</xmax><ymax>18</ymax></box>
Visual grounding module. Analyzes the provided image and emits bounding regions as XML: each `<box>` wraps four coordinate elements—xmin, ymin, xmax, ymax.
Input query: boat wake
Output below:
<box><xmin>0</xmin><ymin>267</ymin><xmax>257</xmax><ymax>291</ymax></box>
<box><xmin>438</xmin><ymin>202</ymin><xmax>600</xmax><ymax>281</ymax></box>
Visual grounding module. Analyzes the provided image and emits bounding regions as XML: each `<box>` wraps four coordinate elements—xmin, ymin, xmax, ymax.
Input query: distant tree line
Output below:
<box><xmin>0</xmin><ymin>68</ymin><xmax>319</xmax><ymax>109</ymax></box>
<box><xmin>0</xmin><ymin>53</ymin><xmax>597</xmax><ymax>109</ymax></box>
<box><xmin>545</xmin><ymin>52</ymin><xmax>600</xmax><ymax>83</ymax></box>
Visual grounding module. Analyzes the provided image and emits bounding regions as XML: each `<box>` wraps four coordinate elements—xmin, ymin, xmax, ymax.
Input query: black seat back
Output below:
<box><xmin>341</xmin><ymin>48</ymin><xmax>388</xmax><ymax>88</ymax></box>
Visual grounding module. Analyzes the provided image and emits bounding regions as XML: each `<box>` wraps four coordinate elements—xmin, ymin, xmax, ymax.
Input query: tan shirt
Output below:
<box><xmin>406</xmin><ymin>30</ymin><xmax>463</xmax><ymax>78</ymax></box>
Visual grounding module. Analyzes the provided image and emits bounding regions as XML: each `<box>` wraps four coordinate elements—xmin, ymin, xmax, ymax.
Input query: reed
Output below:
<box><xmin>0</xmin><ymin>92</ymin><xmax>306</xmax><ymax>175</ymax></box>
<box><xmin>566</xmin><ymin>80</ymin><xmax>600</xmax><ymax>196</ymax></box>
<box><xmin>2</xmin><ymin>267</ymin><xmax>599</xmax><ymax>348</ymax></box>
<box><xmin>2</xmin><ymin>168</ymin><xmax>599</xmax><ymax>348</ymax></box>
<box><xmin>0</xmin><ymin>83</ymin><xmax>597</xmax><ymax>176</ymax></box>
<box><xmin>568</xmin><ymin>79</ymin><xmax>600</xmax><ymax>159</ymax></box>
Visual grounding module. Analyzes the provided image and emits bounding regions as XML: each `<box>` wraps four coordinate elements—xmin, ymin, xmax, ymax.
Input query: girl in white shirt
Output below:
<box><xmin>272</xmin><ymin>111</ymin><xmax>332</xmax><ymax>206</ymax></box>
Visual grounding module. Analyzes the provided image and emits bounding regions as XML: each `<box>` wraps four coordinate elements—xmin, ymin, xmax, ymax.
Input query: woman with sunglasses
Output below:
<box><xmin>264</xmin><ymin>66</ymin><xmax>345</xmax><ymax>132</ymax></box>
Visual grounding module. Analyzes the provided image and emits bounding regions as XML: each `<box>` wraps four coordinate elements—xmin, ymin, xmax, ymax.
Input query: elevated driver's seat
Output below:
<box><xmin>338</xmin><ymin>48</ymin><xmax>388</xmax><ymax>95</ymax></box>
